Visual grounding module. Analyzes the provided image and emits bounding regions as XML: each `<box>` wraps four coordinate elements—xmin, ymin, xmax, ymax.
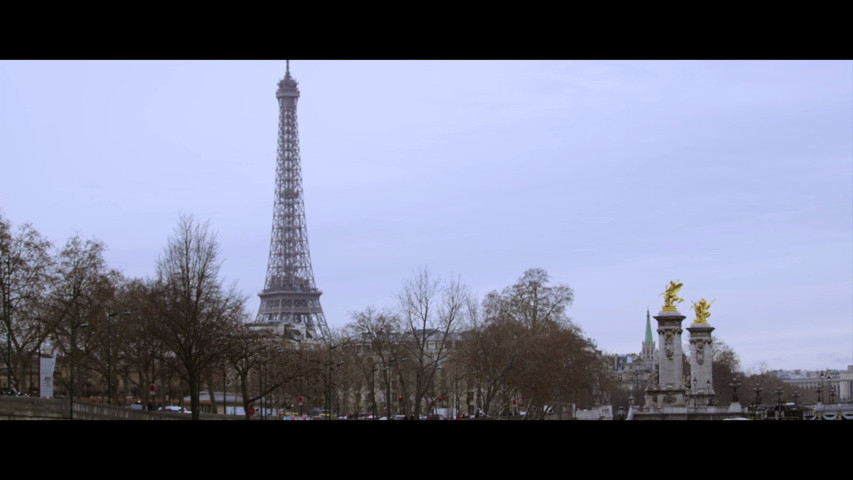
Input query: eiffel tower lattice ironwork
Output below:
<box><xmin>256</xmin><ymin>61</ymin><xmax>329</xmax><ymax>340</ymax></box>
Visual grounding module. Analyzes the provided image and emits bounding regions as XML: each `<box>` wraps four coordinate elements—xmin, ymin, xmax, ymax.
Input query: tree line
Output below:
<box><xmin>2</xmin><ymin>210</ymin><xmax>704</xmax><ymax>420</ymax></box>
<box><xmin>337</xmin><ymin>267</ymin><xmax>613</xmax><ymax>419</ymax></box>
<box><xmin>1</xmin><ymin>213</ymin><xmax>247</xmax><ymax>419</ymax></box>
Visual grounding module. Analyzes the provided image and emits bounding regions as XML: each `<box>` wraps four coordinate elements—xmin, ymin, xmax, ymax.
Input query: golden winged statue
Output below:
<box><xmin>660</xmin><ymin>280</ymin><xmax>684</xmax><ymax>312</ymax></box>
<box><xmin>691</xmin><ymin>298</ymin><xmax>714</xmax><ymax>324</ymax></box>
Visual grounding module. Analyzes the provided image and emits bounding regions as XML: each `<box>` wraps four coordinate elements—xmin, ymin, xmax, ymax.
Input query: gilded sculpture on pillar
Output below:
<box><xmin>660</xmin><ymin>281</ymin><xmax>684</xmax><ymax>312</ymax></box>
<box><xmin>691</xmin><ymin>298</ymin><xmax>714</xmax><ymax>324</ymax></box>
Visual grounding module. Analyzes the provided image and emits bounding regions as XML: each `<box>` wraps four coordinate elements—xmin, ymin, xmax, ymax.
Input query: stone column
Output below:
<box><xmin>645</xmin><ymin>310</ymin><xmax>687</xmax><ymax>408</ymax></box>
<box><xmin>687</xmin><ymin>322</ymin><xmax>715</xmax><ymax>407</ymax></box>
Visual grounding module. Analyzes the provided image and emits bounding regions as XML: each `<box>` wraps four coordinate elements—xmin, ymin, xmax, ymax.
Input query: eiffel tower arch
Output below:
<box><xmin>255</xmin><ymin>61</ymin><xmax>329</xmax><ymax>341</ymax></box>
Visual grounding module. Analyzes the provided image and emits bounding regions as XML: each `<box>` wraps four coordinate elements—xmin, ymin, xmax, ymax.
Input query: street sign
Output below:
<box><xmin>149</xmin><ymin>384</ymin><xmax>156</xmax><ymax>393</ymax></box>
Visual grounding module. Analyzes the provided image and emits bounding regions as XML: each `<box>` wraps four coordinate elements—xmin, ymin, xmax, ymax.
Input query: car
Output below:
<box><xmin>159</xmin><ymin>405</ymin><xmax>191</xmax><ymax>414</ymax></box>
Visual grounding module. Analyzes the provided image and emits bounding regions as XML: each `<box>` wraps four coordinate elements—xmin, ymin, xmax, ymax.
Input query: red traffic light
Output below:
<box><xmin>398</xmin><ymin>395</ymin><xmax>404</xmax><ymax>400</ymax></box>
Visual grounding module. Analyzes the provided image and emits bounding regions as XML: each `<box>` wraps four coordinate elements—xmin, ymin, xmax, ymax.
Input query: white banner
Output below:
<box><xmin>39</xmin><ymin>356</ymin><xmax>56</xmax><ymax>398</ymax></box>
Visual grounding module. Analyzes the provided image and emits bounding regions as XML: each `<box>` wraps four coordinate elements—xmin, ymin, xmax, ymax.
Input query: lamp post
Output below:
<box><xmin>751</xmin><ymin>382</ymin><xmax>763</xmax><ymax>419</ymax></box>
<box><xmin>2</xmin><ymin>256</ymin><xmax>11</xmax><ymax>393</ymax></box>
<box><xmin>370</xmin><ymin>362</ymin><xmax>377</xmax><ymax>419</ymax></box>
<box><xmin>69</xmin><ymin>321</ymin><xmax>90</xmax><ymax>419</ymax></box>
<box><xmin>222</xmin><ymin>360</ymin><xmax>228</xmax><ymax>416</ymax></box>
<box><xmin>729</xmin><ymin>376</ymin><xmax>741</xmax><ymax>404</ymax></box>
<box><xmin>106</xmin><ymin>310</ymin><xmax>130</xmax><ymax>405</ymax></box>
<box><xmin>827</xmin><ymin>372</ymin><xmax>835</xmax><ymax>404</ymax></box>
<box><xmin>259</xmin><ymin>360</ymin><xmax>265</xmax><ymax>420</ymax></box>
<box><xmin>325</xmin><ymin>340</ymin><xmax>346</xmax><ymax>420</ymax></box>
<box><xmin>382</xmin><ymin>357</ymin><xmax>406</xmax><ymax>418</ymax></box>
<box><xmin>454</xmin><ymin>373</ymin><xmax>464</xmax><ymax>420</ymax></box>
<box><xmin>383</xmin><ymin>359</ymin><xmax>394</xmax><ymax>419</ymax></box>
<box><xmin>817</xmin><ymin>371</ymin><xmax>825</xmax><ymax>404</ymax></box>
<box><xmin>333</xmin><ymin>360</ymin><xmax>344</xmax><ymax>418</ymax></box>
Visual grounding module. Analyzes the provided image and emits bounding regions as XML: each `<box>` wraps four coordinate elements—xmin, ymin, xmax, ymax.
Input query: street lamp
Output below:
<box><xmin>752</xmin><ymin>382</ymin><xmax>763</xmax><ymax>419</ymax></box>
<box><xmin>383</xmin><ymin>359</ymin><xmax>394</xmax><ymax>419</ymax></box>
<box><xmin>69</xmin><ymin>321</ymin><xmax>90</xmax><ymax>420</ymax></box>
<box><xmin>453</xmin><ymin>372</ymin><xmax>464</xmax><ymax>420</ymax></box>
<box><xmin>370</xmin><ymin>362</ymin><xmax>377</xmax><ymax>419</ymax></box>
<box><xmin>2</xmin><ymin>256</ymin><xmax>11</xmax><ymax>393</ymax></box>
<box><xmin>817</xmin><ymin>371</ymin><xmax>825</xmax><ymax>404</ymax></box>
<box><xmin>325</xmin><ymin>340</ymin><xmax>346</xmax><ymax>420</ymax></box>
<box><xmin>106</xmin><ymin>310</ymin><xmax>130</xmax><ymax>405</ymax></box>
<box><xmin>729</xmin><ymin>376</ymin><xmax>741</xmax><ymax>403</ymax></box>
<box><xmin>222</xmin><ymin>360</ymin><xmax>228</xmax><ymax>416</ymax></box>
<box><xmin>382</xmin><ymin>357</ymin><xmax>406</xmax><ymax>418</ymax></box>
<box><xmin>827</xmin><ymin>372</ymin><xmax>836</xmax><ymax>404</ymax></box>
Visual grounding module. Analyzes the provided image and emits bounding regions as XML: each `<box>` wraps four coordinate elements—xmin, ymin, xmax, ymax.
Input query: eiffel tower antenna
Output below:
<box><xmin>256</xmin><ymin>61</ymin><xmax>329</xmax><ymax>340</ymax></box>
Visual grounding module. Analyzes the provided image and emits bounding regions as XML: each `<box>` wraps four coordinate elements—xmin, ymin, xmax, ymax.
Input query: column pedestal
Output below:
<box><xmin>645</xmin><ymin>310</ymin><xmax>687</xmax><ymax>408</ymax></box>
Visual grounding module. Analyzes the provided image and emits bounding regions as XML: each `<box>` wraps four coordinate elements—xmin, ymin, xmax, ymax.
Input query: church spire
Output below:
<box><xmin>641</xmin><ymin>308</ymin><xmax>655</xmax><ymax>364</ymax></box>
<box><xmin>645</xmin><ymin>308</ymin><xmax>653</xmax><ymax>344</ymax></box>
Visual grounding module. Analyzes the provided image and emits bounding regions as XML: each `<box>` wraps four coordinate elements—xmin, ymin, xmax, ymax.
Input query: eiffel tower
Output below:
<box><xmin>256</xmin><ymin>61</ymin><xmax>328</xmax><ymax>340</ymax></box>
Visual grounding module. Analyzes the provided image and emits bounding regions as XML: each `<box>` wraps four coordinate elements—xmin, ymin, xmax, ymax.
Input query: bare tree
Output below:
<box><xmin>490</xmin><ymin>268</ymin><xmax>574</xmax><ymax>331</ymax></box>
<box><xmin>224</xmin><ymin>324</ymin><xmax>310</xmax><ymax>419</ymax></box>
<box><xmin>456</xmin><ymin>308</ymin><xmax>526</xmax><ymax>417</ymax></box>
<box><xmin>346</xmin><ymin>306</ymin><xmax>402</xmax><ymax>417</ymax></box>
<box><xmin>151</xmin><ymin>215</ymin><xmax>246</xmax><ymax>419</ymax></box>
<box><xmin>112</xmin><ymin>277</ymin><xmax>166</xmax><ymax>407</ymax></box>
<box><xmin>452</xmin><ymin>269</ymin><xmax>601</xmax><ymax>418</ymax></box>
<box><xmin>710</xmin><ymin>336</ymin><xmax>741</xmax><ymax>399</ymax></box>
<box><xmin>49</xmin><ymin>234</ymin><xmax>117</xmax><ymax>402</ymax></box>
<box><xmin>0</xmin><ymin>215</ymin><xmax>55</xmax><ymax>394</ymax></box>
<box><xmin>398</xmin><ymin>267</ymin><xmax>469</xmax><ymax>419</ymax></box>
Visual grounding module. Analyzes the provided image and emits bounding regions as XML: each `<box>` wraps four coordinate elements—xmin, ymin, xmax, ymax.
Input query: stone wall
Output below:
<box><xmin>0</xmin><ymin>396</ymin><xmax>184</xmax><ymax>420</ymax></box>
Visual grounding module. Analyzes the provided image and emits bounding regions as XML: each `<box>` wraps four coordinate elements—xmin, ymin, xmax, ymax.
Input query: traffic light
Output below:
<box><xmin>398</xmin><ymin>395</ymin><xmax>404</xmax><ymax>402</ymax></box>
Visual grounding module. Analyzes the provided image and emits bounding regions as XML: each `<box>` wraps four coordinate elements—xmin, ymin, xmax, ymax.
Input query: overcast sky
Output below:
<box><xmin>1</xmin><ymin>60</ymin><xmax>850</xmax><ymax>373</ymax></box>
